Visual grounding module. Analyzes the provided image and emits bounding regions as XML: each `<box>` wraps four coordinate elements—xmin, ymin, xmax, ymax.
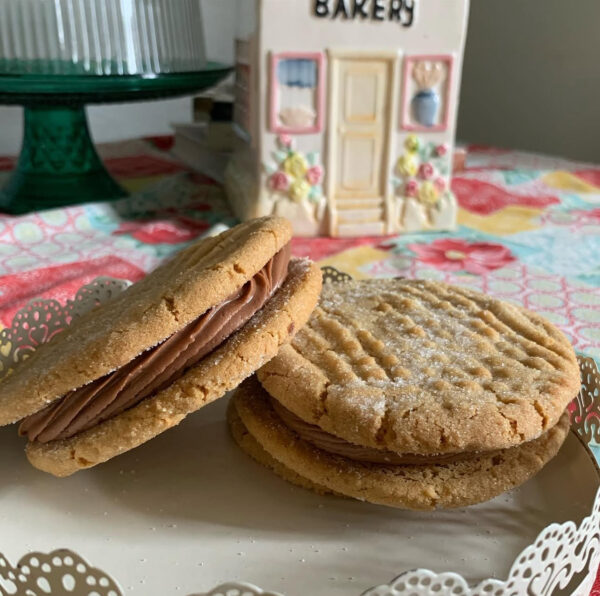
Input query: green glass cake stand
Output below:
<box><xmin>0</xmin><ymin>63</ymin><xmax>231</xmax><ymax>214</ymax></box>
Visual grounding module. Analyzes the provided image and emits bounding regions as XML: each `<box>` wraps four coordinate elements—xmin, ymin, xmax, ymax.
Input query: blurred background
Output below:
<box><xmin>0</xmin><ymin>0</ymin><xmax>597</xmax><ymax>162</ymax></box>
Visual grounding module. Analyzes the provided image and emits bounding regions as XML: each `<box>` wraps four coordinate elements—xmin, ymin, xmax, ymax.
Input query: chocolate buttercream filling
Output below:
<box><xmin>20</xmin><ymin>244</ymin><xmax>291</xmax><ymax>443</ymax></box>
<box><xmin>270</xmin><ymin>397</ymin><xmax>500</xmax><ymax>465</ymax></box>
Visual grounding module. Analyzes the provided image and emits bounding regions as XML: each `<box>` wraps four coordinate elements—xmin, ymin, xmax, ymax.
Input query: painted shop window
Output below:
<box><xmin>401</xmin><ymin>55</ymin><xmax>453</xmax><ymax>131</ymax></box>
<box><xmin>270</xmin><ymin>52</ymin><xmax>324</xmax><ymax>134</ymax></box>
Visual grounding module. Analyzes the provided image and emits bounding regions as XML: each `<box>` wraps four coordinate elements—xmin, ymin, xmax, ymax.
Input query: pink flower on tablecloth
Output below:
<box><xmin>418</xmin><ymin>162</ymin><xmax>435</xmax><ymax>180</ymax></box>
<box><xmin>306</xmin><ymin>165</ymin><xmax>323</xmax><ymax>185</ymax></box>
<box><xmin>0</xmin><ymin>256</ymin><xmax>145</xmax><ymax>327</ymax></box>
<box><xmin>572</xmin><ymin>208</ymin><xmax>600</xmax><ymax>222</ymax></box>
<box><xmin>278</xmin><ymin>134</ymin><xmax>292</xmax><ymax>148</ymax></box>
<box><xmin>434</xmin><ymin>177</ymin><xmax>447</xmax><ymax>192</ymax></box>
<box><xmin>269</xmin><ymin>171</ymin><xmax>289</xmax><ymax>192</ymax></box>
<box><xmin>435</xmin><ymin>143</ymin><xmax>448</xmax><ymax>157</ymax></box>
<box><xmin>407</xmin><ymin>238</ymin><xmax>516</xmax><ymax>275</ymax></box>
<box><xmin>405</xmin><ymin>179</ymin><xmax>419</xmax><ymax>197</ymax></box>
<box><xmin>114</xmin><ymin>217</ymin><xmax>209</xmax><ymax>245</ymax></box>
<box><xmin>574</xmin><ymin>169</ymin><xmax>600</xmax><ymax>188</ymax></box>
<box><xmin>291</xmin><ymin>235</ymin><xmax>391</xmax><ymax>262</ymax></box>
<box><xmin>451</xmin><ymin>177</ymin><xmax>560</xmax><ymax>215</ymax></box>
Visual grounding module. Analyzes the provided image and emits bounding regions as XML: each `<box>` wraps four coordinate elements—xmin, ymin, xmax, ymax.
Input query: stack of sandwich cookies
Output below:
<box><xmin>229</xmin><ymin>278</ymin><xmax>580</xmax><ymax>510</ymax></box>
<box><xmin>0</xmin><ymin>217</ymin><xmax>322</xmax><ymax>477</ymax></box>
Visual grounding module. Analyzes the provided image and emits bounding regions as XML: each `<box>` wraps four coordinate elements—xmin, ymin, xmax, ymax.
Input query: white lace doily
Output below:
<box><xmin>0</xmin><ymin>277</ymin><xmax>130</xmax><ymax>381</ymax></box>
<box><xmin>362</xmin><ymin>486</ymin><xmax>600</xmax><ymax>594</ymax></box>
<box><xmin>0</xmin><ymin>275</ymin><xmax>599</xmax><ymax>596</ymax></box>
<box><xmin>192</xmin><ymin>583</ymin><xmax>284</xmax><ymax>596</ymax></box>
<box><xmin>0</xmin><ymin>549</ymin><xmax>121</xmax><ymax>596</ymax></box>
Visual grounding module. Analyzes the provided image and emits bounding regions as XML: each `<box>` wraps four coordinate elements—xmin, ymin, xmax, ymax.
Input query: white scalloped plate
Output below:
<box><xmin>0</xmin><ymin>396</ymin><xmax>597</xmax><ymax>595</ymax></box>
<box><xmin>0</xmin><ymin>278</ymin><xmax>599</xmax><ymax>596</ymax></box>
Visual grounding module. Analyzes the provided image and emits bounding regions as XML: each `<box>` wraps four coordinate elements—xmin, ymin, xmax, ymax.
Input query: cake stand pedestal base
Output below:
<box><xmin>0</xmin><ymin>64</ymin><xmax>232</xmax><ymax>214</ymax></box>
<box><xmin>0</xmin><ymin>105</ymin><xmax>127</xmax><ymax>214</ymax></box>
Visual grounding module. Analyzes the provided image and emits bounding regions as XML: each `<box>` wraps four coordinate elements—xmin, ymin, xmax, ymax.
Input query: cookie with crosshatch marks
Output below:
<box><xmin>0</xmin><ymin>216</ymin><xmax>322</xmax><ymax>477</ymax></box>
<box><xmin>230</xmin><ymin>277</ymin><xmax>581</xmax><ymax>508</ymax></box>
<box><xmin>229</xmin><ymin>377</ymin><xmax>570</xmax><ymax>510</ymax></box>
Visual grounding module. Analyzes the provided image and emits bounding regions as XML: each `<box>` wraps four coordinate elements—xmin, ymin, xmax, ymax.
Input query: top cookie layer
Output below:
<box><xmin>258</xmin><ymin>278</ymin><xmax>580</xmax><ymax>455</ymax></box>
<box><xmin>0</xmin><ymin>216</ymin><xmax>292</xmax><ymax>424</ymax></box>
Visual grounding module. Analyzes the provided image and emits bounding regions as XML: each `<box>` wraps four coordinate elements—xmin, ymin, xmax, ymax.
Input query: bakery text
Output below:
<box><xmin>313</xmin><ymin>0</ymin><xmax>416</xmax><ymax>27</ymax></box>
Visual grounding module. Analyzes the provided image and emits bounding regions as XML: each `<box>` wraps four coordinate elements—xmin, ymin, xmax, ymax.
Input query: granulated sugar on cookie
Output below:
<box><xmin>230</xmin><ymin>278</ymin><xmax>580</xmax><ymax>510</ymax></box>
<box><xmin>0</xmin><ymin>217</ymin><xmax>322</xmax><ymax>477</ymax></box>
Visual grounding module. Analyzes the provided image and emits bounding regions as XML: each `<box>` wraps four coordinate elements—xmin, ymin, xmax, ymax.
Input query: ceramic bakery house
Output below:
<box><xmin>225</xmin><ymin>0</ymin><xmax>470</xmax><ymax>237</ymax></box>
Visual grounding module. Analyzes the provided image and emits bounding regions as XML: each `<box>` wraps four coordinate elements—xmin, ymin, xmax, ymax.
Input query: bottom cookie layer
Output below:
<box><xmin>227</xmin><ymin>399</ymin><xmax>335</xmax><ymax>496</ymax></box>
<box><xmin>26</xmin><ymin>259</ymin><xmax>322</xmax><ymax>477</ymax></box>
<box><xmin>230</xmin><ymin>378</ymin><xmax>571</xmax><ymax>510</ymax></box>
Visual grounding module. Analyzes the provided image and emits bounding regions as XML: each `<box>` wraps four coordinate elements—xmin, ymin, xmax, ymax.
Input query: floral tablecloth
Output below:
<box><xmin>0</xmin><ymin>136</ymin><xmax>599</xmax><ymax>591</ymax></box>
<box><xmin>1</xmin><ymin>138</ymin><xmax>597</xmax><ymax>365</ymax></box>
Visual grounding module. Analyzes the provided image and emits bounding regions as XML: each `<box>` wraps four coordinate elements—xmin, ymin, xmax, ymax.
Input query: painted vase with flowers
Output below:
<box><xmin>411</xmin><ymin>60</ymin><xmax>445</xmax><ymax>127</ymax></box>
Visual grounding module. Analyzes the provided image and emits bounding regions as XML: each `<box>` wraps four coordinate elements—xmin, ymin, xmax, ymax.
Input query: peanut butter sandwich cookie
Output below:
<box><xmin>229</xmin><ymin>278</ymin><xmax>580</xmax><ymax>510</ymax></box>
<box><xmin>0</xmin><ymin>217</ymin><xmax>322</xmax><ymax>477</ymax></box>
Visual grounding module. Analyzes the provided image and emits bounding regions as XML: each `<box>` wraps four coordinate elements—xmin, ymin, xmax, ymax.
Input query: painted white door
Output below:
<box><xmin>328</xmin><ymin>55</ymin><xmax>395</xmax><ymax>236</ymax></box>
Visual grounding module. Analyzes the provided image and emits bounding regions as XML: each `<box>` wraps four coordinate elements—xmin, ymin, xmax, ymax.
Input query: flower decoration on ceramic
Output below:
<box><xmin>264</xmin><ymin>135</ymin><xmax>324</xmax><ymax>204</ymax></box>
<box><xmin>392</xmin><ymin>135</ymin><xmax>451</xmax><ymax>208</ymax></box>
<box><xmin>277</xmin><ymin>134</ymin><xmax>292</xmax><ymax>149</ymax></box>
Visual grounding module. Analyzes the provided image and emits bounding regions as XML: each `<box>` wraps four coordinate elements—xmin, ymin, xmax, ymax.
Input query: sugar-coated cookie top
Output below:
<box><xmin>258</xmin><ymin>278</ymin><xmax>580</xmax><ymax>455</ymax></box>
<box><xmin>26</xmin><ymin>258</ymin><xmax>323</xmax><ymax>477</ymax></box>
<box><xmin>0</xmin><ymin>217</ymin><xmax>292</xmax><ymax>425</ymax></box>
